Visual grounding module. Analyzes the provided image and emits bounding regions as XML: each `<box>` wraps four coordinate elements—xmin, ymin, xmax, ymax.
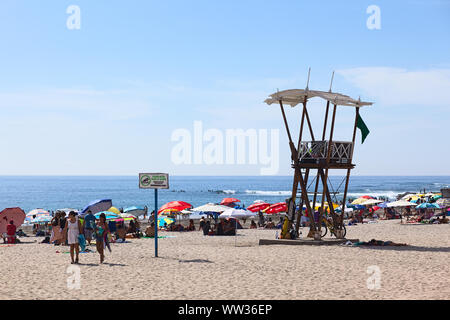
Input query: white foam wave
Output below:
<box><xmin>245</xmin><ymin>190</ymin><xmax>292</xmax><ymax>196</ymax></box>
<box><xmin>347</xmin><ymin>191</ymin><xmax>399</xmax><ymax>199</ymax></box>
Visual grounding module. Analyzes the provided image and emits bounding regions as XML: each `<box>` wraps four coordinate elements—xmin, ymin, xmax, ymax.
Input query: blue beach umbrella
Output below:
<box><xmin>377</xmin><ymin>202</ymin><xmax>388</xmax><ymax>208</ymax></box>
<box><xmin>416</xmin><ymin>203</ymin><xmax>441</xmax><ymax>209</ymax></box>
<box><xmin>94</xmin><ymin>211</ymin><xmax>120</xmax><ymax>220</ymax></box>
<box><xmin>158</xmin><ymin>216</ymin><xmax>175</xmax><ymax>228</ymax></box>
<box><xmin>80</xmin><ymin>199</ymin><xmax>112</xmax><ymax>217</ymax></box>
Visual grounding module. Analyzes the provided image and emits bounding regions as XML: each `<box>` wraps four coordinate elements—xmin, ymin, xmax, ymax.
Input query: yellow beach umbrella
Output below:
<box><xmin>351</xmin><ymin>198</ymin><xmax>369</xmax><ymax>205</ymax></box>
<box><xmin>108</xmin><ymin>207</ymin><xmax>121</xmax><ymax>215</ymax></box>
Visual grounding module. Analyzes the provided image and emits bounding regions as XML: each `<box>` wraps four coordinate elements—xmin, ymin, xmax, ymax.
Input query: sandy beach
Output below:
<box><xmin>1</xmin><ymin>219</ymin><xmax>449</xmax><ymax>300</ymax></box>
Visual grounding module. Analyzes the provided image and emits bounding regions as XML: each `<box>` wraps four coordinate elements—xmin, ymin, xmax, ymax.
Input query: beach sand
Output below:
<box><xmin>1</xmin><ymin>219</ymin><xmax>449</xmax><ymax>300</ymax></box>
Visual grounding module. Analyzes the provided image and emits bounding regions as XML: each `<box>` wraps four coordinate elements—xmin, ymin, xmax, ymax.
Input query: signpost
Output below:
<box><xmin>139</xmin><ymin>173</ymin><xmax>169</xmax><ymax>257</ymax></box>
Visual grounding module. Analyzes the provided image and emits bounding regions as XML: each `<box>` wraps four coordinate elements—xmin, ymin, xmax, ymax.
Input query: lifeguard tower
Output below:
<box><xmin>264</xmin><ymin>71</ymin><xmax>373</xmax><ymax>240</ymax></box>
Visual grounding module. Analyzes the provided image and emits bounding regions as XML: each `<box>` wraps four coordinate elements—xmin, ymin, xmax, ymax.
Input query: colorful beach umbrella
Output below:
<box><xmin>31</xmin><ymin>215</ymin><xmax>53</xmax><ymax>224</ymax></box>
<box><xmin>220</xmin><ymin>198</ymin><xmax>240</xmax><ymax>205</ymax></box>
<box><xmin>263</xmin><ymin>202</ymin><xmax>287</xmax><ymax>214</ymax></box>
<box><xmin>94</xmin><ymin>211</ymin><xmax>120</xmax><ymax>220</ymax></box>
<box><xmin>119</xmin><ymin>213</ymin><xmax>137</xmax><ymax>221</ymax></box>
<box><xmin>158</xmin><ymin>216</ymin><xmax>175</xmax><ymax>228</ymax></box>
<box><xmin>247</xmin><ymin>202</ymin><xmax>270</xmax><ymax>212</ymax></box>
<box><xmin>158</xmin><ymin>201</ymin><xmax>192</xmax><ymax>214</ymax></box>
<box><xmin>26</xmin><ymin>208</ymin><xmax>49</xmax><ymax>217</ymax></box>
<box><xmin>108</xmin><ymin>207</ymin><xmax>121</xmax><ymax>215</ymax></box>
<box><xmin>0</xmin><ymin>208</ymin><xmax>26</xmax><ymax>234</ymax></box>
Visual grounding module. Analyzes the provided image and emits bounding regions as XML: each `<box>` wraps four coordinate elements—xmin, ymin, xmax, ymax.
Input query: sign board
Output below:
<box><xmin>139</xmin><ymin>173</ymin><xmax>169</xmax><ymax>189</ymax></box>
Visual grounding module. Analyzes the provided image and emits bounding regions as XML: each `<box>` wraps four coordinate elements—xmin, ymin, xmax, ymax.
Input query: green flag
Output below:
<box><xmin>356</xmin><ymin>114</ymin><xmax>370</xmax><ymax>144</ymax></box>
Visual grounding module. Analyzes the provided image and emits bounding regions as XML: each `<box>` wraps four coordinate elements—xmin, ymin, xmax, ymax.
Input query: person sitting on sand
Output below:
<box><xmin>6</xmin><ymin>220</ymin><xmax>17</xmax><ymax>244</ymax></box>
<box><xmin>127</xmin><ymin>220</ymin><xmax>137</xmax><ymax>235</ymax></box>
<box><xmin>145</xmin><ymin>223</ymin><xmax>156</xmax><ymax>237</ymax></box>
<box><xmin>186</xmin><ymin>219</ymin><xmax>195</xmax><ymax>231</ymax></box>
<box><xmin>116</xmin><ymin>221</ymin><xmax>126</xmax><ymax>241</ymax></box>
<box><xmin>264</xmin><ymin>218</ymin><xmax>275</xmax><ymax>229</ymax></box>
<box><xmin>250</xmin><ymin>220</ymin><xmax>257</xmax><ymax>229</ymax></box>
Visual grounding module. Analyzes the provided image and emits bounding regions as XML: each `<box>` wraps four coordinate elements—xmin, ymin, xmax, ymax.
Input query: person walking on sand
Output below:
<box><xmin>83</xmin><ymin>210</ymin><xmax>96</xmax><ymax>246</ymax></box>
<box><xmin>63</xmin><ymin>211</ymin><xmax>83</xmax><ymax>264</ymax></box>
<box><xmin>95</xmin><ymin>213</ymin><xmax>110</xmax><ymax>264</ymax></box>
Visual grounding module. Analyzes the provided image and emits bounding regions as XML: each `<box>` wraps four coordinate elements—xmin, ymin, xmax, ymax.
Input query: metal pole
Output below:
<box><xmin>155</xmin><ymin>189</ymin><xmax>158</xmax><ymax>257</ymax></box>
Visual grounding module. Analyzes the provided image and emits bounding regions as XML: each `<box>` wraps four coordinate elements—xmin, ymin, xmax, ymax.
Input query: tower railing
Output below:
<box><xmin>297</xmin><ymin>141</ymin><xmax>353</xmax><ymax>164</ymax></box>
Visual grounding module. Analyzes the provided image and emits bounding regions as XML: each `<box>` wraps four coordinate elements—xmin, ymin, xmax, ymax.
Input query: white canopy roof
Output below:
<box><xmin>192</xmin><ymin>203</ymin><xmax>230</xmax><ymax>213</ymax></box>
<box><xmin>387</xmin><ymin>200</ymin><xmax>418</xmax><ymax>208</ymax></box>
<box><xmin>360</xmin><ymin>199</ymin><xmax>384</xmax><ymax>206</ymax></box>
<box><xmin>264</xmin><ymin>89</ymin><xmax>373</xmax><ymax>108</ymax></box>
<box><xmin>219</xmin><ymin>208</ymin><xmax>255</xmax><ymax>219</ymax></box>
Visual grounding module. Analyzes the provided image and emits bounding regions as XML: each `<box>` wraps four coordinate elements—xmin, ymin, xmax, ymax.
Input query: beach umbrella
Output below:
<box><xmin>416</xmin><ymin>203</ymin><xmax>441</xmax><ymax>209</ymax></box>
<box><xmin>80</xmin><ymin>199</ymin><xmax>112</xmax><ymax>217</ymax></box>
<box><xmin>360</xmin><ymin>199</ymin><xmax>383</xmax><ymax>206</ymax></box>
<box><xmin>31</xmin><ymin>215</ymin><xmax>53</xmax><ymax>224</ymax></box>
<box><xmin>247</xmin><ymin>202</ymin><xmax>270</xmax><ymax>212</ymax></box>
<box><xmin>361</xmin><ymin>195</ymin><xmax>374</xmax><ymax>199</ymax></box>
<box><xmin>191</xmin><ymin>203</ymin><xmax>229</xmax><ymax>219</ymax></box>
<box><xmin>0</xmin><ymin>208</ymin><xmax>26</xmax><ymax>234</ymax></box>
<box><xmin>253</xmin><ymin>200</ymin><xmax>266</xmax><ymax>204</ymax></box>
<box><xmin>263</xmin><ymin>202</ymin><xmax>287</xmax><ymax>214</ymax></box>
<box><xmin>159</xmin><ymin>208</ymin><xmax>182</xmax><ymax>215</ymax></box>
<box><xmin>220</xmin><ymin>198</ymin><xmax>240</xmax><ymax>205</ymax></box>
<box><xmin>351</xmin><ymin>198</ymin><xmax>371</xmax><ymax>205</ymax></box>
<box><xmin>377</xmin><ymin>202</ymin><xmax>388</xmax><ymax>208</ymax></box>
<box><xmin>219</xmin><ymin>208</ymin><xmax>255</xmax><ymax>220</ymax></box>
<box><xmin>158</xmin><ymin>201</ymin><xmax>192</xmax><ymax>214</ymax></box>
<box><xmin>386</xmin><ymin>200</ymin><xmax>417</xmax><ymax>208</ymax></box>
<box><xmin>119</xmin><ymin>213</ymin><xmax>137</xmax><ymax>221</ymax></box>
<box><xmin>26</xmin><ymin>208</ymin><xmax>49</xmax><ymax>218</ymax></box>
<box><xmin>192</xmin><ymin>203</ymin><xmax>230</xmax><ymax>213</ymax></box>
<box><xmin>94</xmin><ymin>211</ymin><xmax>120</xmax><ymax>220</ymax></box>
<box><xmin>123</xmin><ymin>206</ymin><xmax>147</xmax><ymax>217</ymax></box>
<box><xmin>158</xmin><ymin>216</ymin><xmax>175</xmax><ymax>228</ymax></box>
<box><xmin>108</xmin><ymin>207</ymin><xmax>121</xmax><ymax>215</ymax></box>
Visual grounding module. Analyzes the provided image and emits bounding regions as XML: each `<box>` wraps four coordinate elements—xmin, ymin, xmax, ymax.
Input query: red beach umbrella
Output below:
<box><xmin>0</xmin><ymin>208</ymin><xmax>26</xmax><ymax>234</ymax></box>
<box><xmin>220</xmin><ymin>198</ymin><xmax>241</xmax><ymax>205</ymax></box>
<box><xmin>361</xmin><ymin>195</ymin><xmax>374</xmax><ymax>199</ymax></box>
<box><xmin>247</xmin><ymin>202</ymin><xmax>270</xmax><ymax>212</ymax></box>
<box><xmin>158</xmin><ymin>201</ymin><xmax>192</xmax><ymax>214</ymax></box>
<box><xmin>263</xmin><ymin>202</ymin><xmax>287</xmax><ymax>214</ymax></box>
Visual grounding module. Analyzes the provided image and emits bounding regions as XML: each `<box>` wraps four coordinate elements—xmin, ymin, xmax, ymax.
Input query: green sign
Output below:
<box><xmin>139</xmin><ymin>173</ymin><xmax>169</xmax><ymax>189</ymax></box>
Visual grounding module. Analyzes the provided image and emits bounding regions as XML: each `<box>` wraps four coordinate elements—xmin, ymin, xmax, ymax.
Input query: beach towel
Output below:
<box><xmin>78</xmin><ymin>234</ymin><xmax>86</xmax><ymax>252</ymax></box>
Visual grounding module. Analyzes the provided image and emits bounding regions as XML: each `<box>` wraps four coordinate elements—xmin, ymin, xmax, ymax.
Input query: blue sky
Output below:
<box><xmin>0</xmin><ymin>0</ymin><xmax>449</xmax><ymax>175</ymax></box>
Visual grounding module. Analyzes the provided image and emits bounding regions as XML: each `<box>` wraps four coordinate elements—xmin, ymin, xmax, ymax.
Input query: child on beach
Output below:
<box><xmin>95</xmin><ymin>213</ymin><xmax>110</xmax><ymax>264</ymax></box>
<box><xmin>63</xmin><ymin>211</ymin><xmax>83</xmax><ymax>264</ymax></box>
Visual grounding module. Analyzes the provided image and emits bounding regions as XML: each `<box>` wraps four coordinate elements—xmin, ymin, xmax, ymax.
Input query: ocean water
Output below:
<box><xmin>0</xmin><ymin>176</ymin><xmax>449</xmax><ymax>213</ymax></box>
